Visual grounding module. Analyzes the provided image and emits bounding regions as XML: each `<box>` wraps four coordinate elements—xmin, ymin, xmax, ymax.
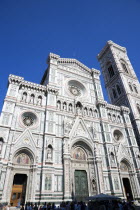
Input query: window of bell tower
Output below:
<box><xmin>121</xmin><ymin>62</ymin><xmax>128</xmax><ymax>73</ymax></box>
<box><xmin>112</xmin><ymin>89</ymin><xmax>117</xmax><ymax>99</ymax></box>
<box><xmin>116</xmin><ymin>85</ymin><xmax>121</xmax><ymax>95</ymax></box>
<box><xmin>108</xmin><ymin>65</ymin><xmax>115</xmax><ymax>78</ymax></box>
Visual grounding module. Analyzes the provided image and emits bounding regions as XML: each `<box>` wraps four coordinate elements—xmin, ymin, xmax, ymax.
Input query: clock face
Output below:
<box><xmin>69</xmin><ymin>86</ymin><xmax>81</xmax><ymax>96</ymax></box>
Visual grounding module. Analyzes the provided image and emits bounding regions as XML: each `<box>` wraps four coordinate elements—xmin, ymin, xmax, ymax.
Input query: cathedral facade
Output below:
<box><xmin>0</xmin><ymin>41</ymin><xmax>140</xmax><ymax>205</ymax></box>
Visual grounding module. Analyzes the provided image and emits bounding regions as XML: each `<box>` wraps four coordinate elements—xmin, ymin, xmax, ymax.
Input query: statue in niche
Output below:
<box><xmin>30</xmin><ymin>94</ymin><xmax>35</xmax><ymax>104</ymax></box>
<box><xmin>110</xmin><ymin>152</ymin><xmax>115</xmax><ymax>164</ymax></box>
<box><xmin>69</xmin><ymin>104</ymin><xmax>72</xmax><ymax>112</ymax></box>
<box><xmin>92</xmin><ymin>179</ymin><xmax>96</xmax><ymax>192</ymax></box>
<box><xmin>64</xmin><ymin>118</ymin><xmax>72</xmax><ymax>135</ymax></box>
<box><xmin>46</xmin><ymin>147</ymin><xmax>52</xmax><ymax>161</ymax></box>
<box><xmin>37</xmin><ymin>96</ymin><xmax>42</xmax><ymax>105</ymax></box>
<box><xmin>63</xmin><ymin>103</ymin><xmax>67</xmax><ymax>111</ymax></box>
<box><xmin>22</xmin><ymin>92</ymin><xmax>27</xmax><ymax>102</ymax></box>
<box><xmin>76</xmin><ymin>105</ymin><xmax>81</xmax><ymax>115</ymax></box>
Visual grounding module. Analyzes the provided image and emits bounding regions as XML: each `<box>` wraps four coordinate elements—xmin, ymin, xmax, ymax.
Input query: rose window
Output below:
<box><xmin>113</xmin><ymin>130</ymin><xmax>123</xmax><ymax>141</ymax></box>
<box><xmin>21</xmin><ymin>112</ymin><xmax>37</xmax><ymax>127</ymax></box>
<box><xmin>68</xmin><ymin>80</ymin><xmax>86</xmax><ymax>97</ymax></box>
<box><xmin>69</xmin><ymin>86</ymin><xmax>81</xmax><ymax>96</ymax></box>
<box><xmin>23</xmin><ymin>116</ymin><xmax>34</xmax><ymax>126</ymax></box>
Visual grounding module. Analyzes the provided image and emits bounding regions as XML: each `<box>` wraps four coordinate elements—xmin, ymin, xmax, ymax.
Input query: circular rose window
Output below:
<box><xmin>113</xmin><ymin>130</ymin><xmax>123</xmax><ymax>141</ymax></box>
<box><xmin>68</xmin><ymin>80</ymin><xmax>86</xmax><ymax>97</ymax></box>
<box><xmin>21</xmin><ymin>112</ymin><xmax>37</xmax><ymax>127</ymax></box>
<box><xmin>69</xmin><ymin>86</ymin><xmax>81</xmax><ymax>96</ymax></box>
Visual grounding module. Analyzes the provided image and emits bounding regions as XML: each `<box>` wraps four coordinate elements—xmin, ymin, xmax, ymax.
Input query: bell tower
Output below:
<box><xmin>97</xmin><ymin>40</ymin><xmax>140</xmax><ymax>145</ymax></box>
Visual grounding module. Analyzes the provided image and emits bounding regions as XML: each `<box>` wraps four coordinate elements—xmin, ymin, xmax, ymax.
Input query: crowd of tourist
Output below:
<box><xmin>0</xmin><ymin>200</ymin><xmax>137</xmax><ymax>210</ymax></box>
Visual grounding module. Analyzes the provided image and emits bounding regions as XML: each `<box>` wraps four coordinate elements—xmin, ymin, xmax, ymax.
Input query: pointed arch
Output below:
<box><xmin>116</xmin><ymin>84</ymin><xmax>121</xmax><ymax>95</ymax></box>
<box><xmin>120</xmin><ymin>158</ymin><xmax>132</xmax><ymax>172</ymax></box>
<box><xmin>13</xmin><ymin>148</ymin><xmax>34</xmax><ymax>165</ymax></box>
<box><xmin>112</xmin><ymin>89</ymin><xmax>117</xmax><ymax>99</ymax></box>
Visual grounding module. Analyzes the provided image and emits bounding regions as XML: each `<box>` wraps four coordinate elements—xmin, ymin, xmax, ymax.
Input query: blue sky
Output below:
<box><xmin>0</xmin><ymin>0</ymin><xmax>140</xmax><ymax>111</ymax></box>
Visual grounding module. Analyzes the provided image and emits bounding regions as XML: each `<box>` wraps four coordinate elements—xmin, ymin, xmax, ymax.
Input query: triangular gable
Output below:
<box><xmin>117</xmin><ymin>144</ymin><xmax>131</xmax><ymax>163</ymax></box>
<box><xmin>58</xmin><ymin>58</ymin><xmax>91</xmax><ymax>73</ymax></box>
<box><xmin>13</xmin><ymin>129</ymin><xmax>37</xmax><ymax>152</ymax></box>
<box><xmin>69</xmin><ymin>117</ymin><xmax>93</xmax><ymax>141</ymax></box>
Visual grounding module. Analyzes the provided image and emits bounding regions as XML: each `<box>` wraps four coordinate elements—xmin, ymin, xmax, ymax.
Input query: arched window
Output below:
<box><xmin>108</xmin><ymin>65</ymin><xmax>115</xmax><ymax>78</ymax></box>
<box><xmin>121</xmin><ymin>62</ymin><xmax>128</xmax><ymax>73</ymax></box>
<box><xmin>133</xmin><ymin>85</ymin><xmax>138</xmax><ymax>94</ymax></box>
<box><xmin>116</xmin><ymin>85</ymin><xmax>121</xmax><ymax>95</ymax></box>
<box><xmin>0</xmin><ymin>138</ymin><xmax>4</xmax><ymax>154</ymax></box>
<box><xmin>45</xmin><ymin>176</ymin><xmax>52</xmax><ymax>190</ymax></box>
<box><xmin>22</xmin><ymin>92</ymin><xmax>27</xmax><ymax>102</ymax></box>
<box><xmin>37</xmin><ymin>96</ymin><xmax>42</xmax><ymax>105</ymax></box>
<box><xmin>129</xmin><ymin>83</ymin><xmax>133</xmax><ymax>92</ymax></box>
<box><xmin>112</xmin><ymin>89</ymin><xmax>117</xmax><ymax>99</ymax></box>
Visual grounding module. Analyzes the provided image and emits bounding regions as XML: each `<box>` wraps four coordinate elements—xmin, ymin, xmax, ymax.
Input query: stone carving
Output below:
<box><xmin>46</xmin><ymin>146</ymin><xmax>53</xmax><ymax>161</ymax></box>
<box><xmin>92</xmin><ymin>179</ymin><xmax>96</xmax><ymax>192</ymax></box>
<box><xmin>114</xmin><ymin>177</ymin><xmax>119</xmax><ymax>190</ymax></box>
<box><xmin>74</xmin><ymin>123</ymin><xmax>88</xmax><ymax>138</ymax></box>
<box><xmin>64</xmin><ymin>118</ymin><xmax>73</xmax><ymax>135</ymax></box>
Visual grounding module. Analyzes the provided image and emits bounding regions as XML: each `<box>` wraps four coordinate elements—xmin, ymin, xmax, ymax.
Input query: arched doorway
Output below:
<box><xmin>10</xmin><ymin>174</ymin><xmax>27</xmax><ymax>206</ymax></box>
<box><xmin>10</xmin><ymin>151</ymin><xmax>34</xmax><ymax>206</ymax></box>
<box><xmin>71</xmin><ymin>141</ymin><xmax>96</xmax><ymax>201</ymax></box>
<box><xmin>120</xmin><ymin>161</ymin><xmax>133</xmax><ymax>201</ymax></box>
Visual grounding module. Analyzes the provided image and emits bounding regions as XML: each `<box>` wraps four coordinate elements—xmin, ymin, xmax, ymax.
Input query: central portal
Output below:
<box><xmin>10</xmin><ymin>174</ymin><xmax>27</xmax><ymax>206</ymax></box>
<box><xmin>122</xmin><ymin>178</ymin><xmax>133</xmax><ymax>201</ymax></box>
<box><xmin>74</xmin><ymin>170</ymin><xmax>88</xmax><ymax>201</ymax></box>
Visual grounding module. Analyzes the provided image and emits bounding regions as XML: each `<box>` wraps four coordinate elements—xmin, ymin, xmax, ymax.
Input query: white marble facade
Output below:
<box><xmin>0</xmin><ymin>41</ymin><xmax>140</xmax><ymax>204</ymax></box>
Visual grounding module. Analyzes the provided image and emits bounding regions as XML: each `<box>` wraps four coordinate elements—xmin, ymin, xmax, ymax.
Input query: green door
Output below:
<box><xmin>74</xmin><ymin>170</ymin><xmax>88</xmax><ymax>201</ymax></box>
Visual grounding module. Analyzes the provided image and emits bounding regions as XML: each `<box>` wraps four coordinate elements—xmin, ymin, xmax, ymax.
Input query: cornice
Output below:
<box><xmin>9</xmin><ymin>74</ymin><xmax>47</xmax><ymax>93</ymax></box>
<box><xmin>58</xmin><ymin>58</ymin><xmax>91</xmax><ymax>73</ymax></box>
<box><xmin>91</xmin><ymin>68</ymin><xmax>101</xmax><ymax>76</ymax></box>
<box><xmin>97</xmin><ymin>40</ymin><xmax>127</xmax><ymax>60</ymax></box>
<box><xmin>47</xmin><ymin>85</ymin><xmax>59</xmax><ymax>95</ymax></box>
<box><xmin>9</xmin><ymin>74</ymin><xmax>24</xmax><ymax>85</ymax></box>
<box><xmin>121</xmin><ymin>106</ymin><xmax>130</xmax><ymax>114</ymax></box>
<box><xmin>97</xmin><ymin>100</ymin><xmax>107</xmax><ymax>107</ymax></box>
<box><xmin>106</xmin><ymin>103</ymin><xmax>121</xmax><ymax>112</ymax></box>
<box><xmin>47</xmin><ymin>53</ymin><xmax>60</xmax><ymax>62</ymax></box>
<box><xmin>21</xmin><ymin>81</ymin><xmax>46</xmax><ymax>92</ymax></box>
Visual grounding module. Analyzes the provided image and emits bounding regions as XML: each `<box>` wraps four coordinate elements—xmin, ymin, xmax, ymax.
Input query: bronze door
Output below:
<box><xmin>74</xmin><ymin>170</ymin><xmax>88</xmax><ymax>201</ymax></box>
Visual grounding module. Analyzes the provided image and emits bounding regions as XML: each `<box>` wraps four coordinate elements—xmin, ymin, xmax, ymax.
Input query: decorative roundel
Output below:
<box><xmin>113</xmin><ymin>129</ymin><xmax>123</xmax><ymax>141</ymax></box>
<box><xmin>68</xmin><ymin>80</ymin><xmax>86</xmax><ymax>97</ymax></box>
<box><xmin>22</xmin><ymin>112</ymin><xmax>37</xmax><ymax>127</ymax></box>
